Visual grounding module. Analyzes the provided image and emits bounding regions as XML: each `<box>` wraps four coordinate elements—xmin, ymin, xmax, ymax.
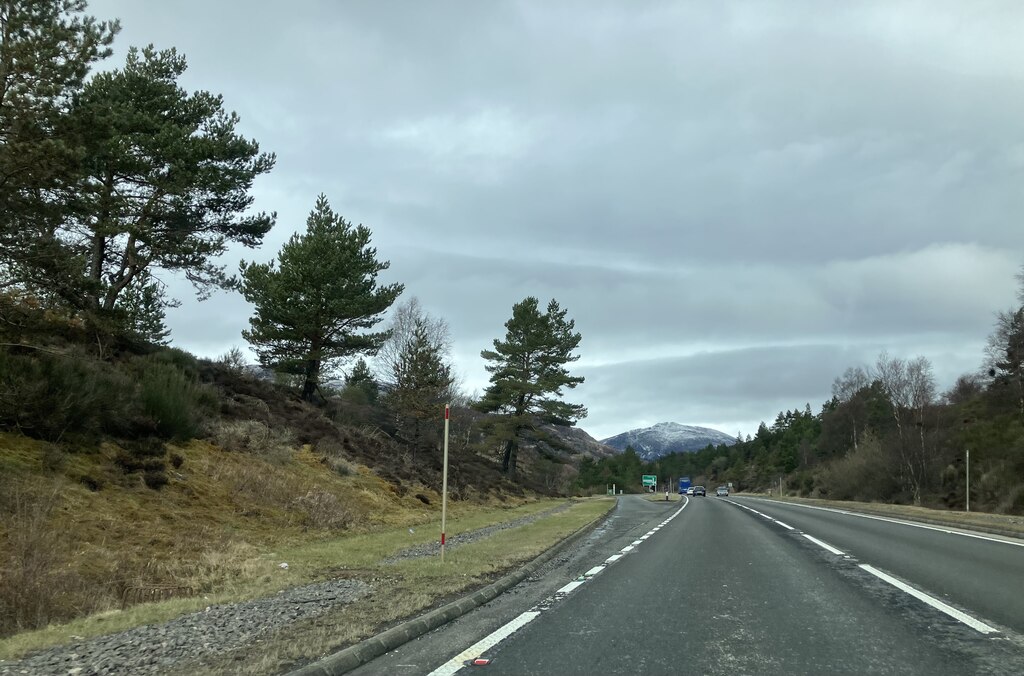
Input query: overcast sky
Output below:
<box><xmin>87</xmin><ymin>0</ymin><xmax>1024</xmax><ymax>440</ymax></box>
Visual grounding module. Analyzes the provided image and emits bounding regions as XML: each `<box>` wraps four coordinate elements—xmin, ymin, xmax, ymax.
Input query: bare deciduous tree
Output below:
<box><xmin>377</xmin><ymin>298</ymin><xmax>459</xmax><ymax>451</ymax></box>
<box><xmin>874</xmin><ymin>351</ymin><xmax>936</xmax><ymax>504</ymax></box>
<box><xmin>831</xmin><ymin>365</ymin><xmax>871</xmax><ymax>449</ymax></box>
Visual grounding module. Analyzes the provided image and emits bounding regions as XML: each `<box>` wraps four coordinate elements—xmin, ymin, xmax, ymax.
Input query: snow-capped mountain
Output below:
<box><xmin>600</xmin><ymin>422</ymin><xmax>737</xmax><ymax>461</ymax></box>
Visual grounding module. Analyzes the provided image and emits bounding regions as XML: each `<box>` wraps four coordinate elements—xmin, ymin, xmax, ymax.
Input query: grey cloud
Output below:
<box><xmin>87</xmin><ymin>0</ymin><xmax>1024</xmax><ymax>438</ymax></box>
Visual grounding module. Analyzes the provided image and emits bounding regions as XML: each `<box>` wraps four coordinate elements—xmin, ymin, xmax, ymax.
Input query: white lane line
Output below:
<box><xmin>858</xmin><ymin>565</ymin><xmax>998</xmax><ymax>635</ymax></box>
<box><xmin>727</xmin><ymin>500</ymin><xmax>794</xmax><ymax>532</ymax></box>
<box><xmin>430</xmin><ymin>496</ymin><xmax>692</xmax><ymax>674</ymax></box>
<box><xmin>427</xmin><ymin>611</ymin><xmax>541</xmax><ymax>675</ymax></box>
<box><xmin>802</xmin><ymin>533</ymin><xmax>845</xmax><ymax>556</ymax></box>
<box><xmin>743</xmin><ymin>498</ymin><xmax>1024</xmax><ymax>548</ymax></box>
<box><xmin>557</xmin><ymin>580</ymin><xmax>585</xmax><ymax>594</ymax></box>
<box><xmin>631</xmin><ymin>539</ymin><xmax>643</xmax><ymax>545</ymax></box>
<box><xmin>640</xmin><ymin>535</ymin><xmax>650</xmax><ymax>540</ymax></box>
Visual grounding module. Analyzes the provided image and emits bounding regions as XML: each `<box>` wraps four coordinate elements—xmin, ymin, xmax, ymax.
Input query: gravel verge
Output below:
<box><xmin>381</xmin><ymin>501</ymin><xmax>578</xmax><ymax>564</ymax></box>
<box><xmin>0</xmin><ymin>579</ymin><xmax>371</xmax><ymax>676</ymax></box>
<box><xmin>0</xmin><ymin>501</ymin><xmax>580</xmax><ymax>675</ymax></box>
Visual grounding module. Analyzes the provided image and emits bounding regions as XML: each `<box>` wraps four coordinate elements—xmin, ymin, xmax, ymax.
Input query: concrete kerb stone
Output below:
<box><xmin>287</xmin><ymin>503</ymin><xmax>615</xmax><ymax>676</ymax></box>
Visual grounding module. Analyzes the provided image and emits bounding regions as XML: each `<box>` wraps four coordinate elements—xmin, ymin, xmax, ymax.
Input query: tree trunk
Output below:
<box><xmin>302</xmin><ymin>337</ymin><xmax>322</xmax><ymax>402</ymax></box>
<box><xmin>501</xmin><ymin>437</ymin><xmax>518</xmax><ymax>476</ymax></box>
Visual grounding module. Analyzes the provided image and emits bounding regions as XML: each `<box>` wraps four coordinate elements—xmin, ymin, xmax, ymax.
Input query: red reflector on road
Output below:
<box><xmin>472</xmin><ymin>658</ymin><xmax>490</xmax><ymax>666</ymax></box>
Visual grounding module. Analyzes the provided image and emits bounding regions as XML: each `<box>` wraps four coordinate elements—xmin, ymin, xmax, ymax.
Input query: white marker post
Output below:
<box><xmin>966</xmin><ymin>448</ymin><xmax>970</xmax><ymax>513</ymax></box>
<box><xmin>441</xmin><ymin>404</ymin><xmax>450</xmax><ymax>562</ymax></box>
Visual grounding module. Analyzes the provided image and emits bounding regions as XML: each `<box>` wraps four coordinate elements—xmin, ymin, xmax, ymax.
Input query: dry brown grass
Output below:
<box><xmin>0</xmin><ymin>428</ymin><xmax>581</xmax><ymax>661</ymax></box>
<box><xmin>208</xmin><ymin>419</ymin><xmax>295</xmax><ymax>464</ymax></box>
<box><xmin>187</xmin><ymin>498</ymin><xmax>614</xmax><ymax>676</ymax></box>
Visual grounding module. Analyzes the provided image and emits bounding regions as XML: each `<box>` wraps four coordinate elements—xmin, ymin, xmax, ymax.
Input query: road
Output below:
<box><xmin>349</xmin><ymin>495</ymin><xmax>1024</xmax><ymax>675</ymax></box>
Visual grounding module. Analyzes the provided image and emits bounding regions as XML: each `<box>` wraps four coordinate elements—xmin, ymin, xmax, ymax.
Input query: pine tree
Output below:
<box><xmin>384</xmin><ymin>317</ymin><xmax>455</xmax><ymax>450</ymax></box>
<box><xmin>68</xmin><ymin>45</ymin><xmax>275</xmax><ymax>317</ymax></box>
<box><xmin>344</xmin><ymin>357</ymin><xmax>378</xmax><ymax>404</ymax></box>
<box><xmin>476</xmin><ymin>297</ymin><xmax>586</xmax><ymax>475</ymax></box>
<box><xmin>239</xmin><ymin>194</ymin><xmax>403</xmax><ymax>401</ymax></box>
<box><xmin>0</xmin><ymin>0</ymin><xmax>118</xmax><ymax>294</ymax></box>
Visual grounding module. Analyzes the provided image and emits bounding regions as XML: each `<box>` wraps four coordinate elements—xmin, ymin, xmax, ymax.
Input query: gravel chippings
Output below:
<box><xmin>0</xmin><ymin>578</ymin><xmax>371</xmax><ymax>676</ymax></box>
<box><xmin>382</xmin><ymin>500</ymin><xmax>578</xmax><ymax>564</ymax></box>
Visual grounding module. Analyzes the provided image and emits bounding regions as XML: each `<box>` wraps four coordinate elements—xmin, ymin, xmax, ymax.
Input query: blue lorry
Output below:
<box><xmin>678</xmin><ymin>476</ymin><xmax>691</xmax><ymax>494</ymax></box>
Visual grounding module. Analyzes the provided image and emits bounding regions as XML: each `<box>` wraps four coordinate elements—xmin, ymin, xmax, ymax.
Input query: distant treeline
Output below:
<box><xmin>579</xmin><ymin>272</ymin><xmax>1024</xmax><ymax>515</ymax></box>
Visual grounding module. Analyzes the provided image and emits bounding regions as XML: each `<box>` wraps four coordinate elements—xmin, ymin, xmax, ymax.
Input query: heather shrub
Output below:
<box><xmin>136</xmin><ymin>360</ymin><xmax>216</xmax><ymax>440</ymax></box>
<box><xmin>0</xmin><ymin>348</ymin><xmax>134</xmax><ymax>441</ymax></box>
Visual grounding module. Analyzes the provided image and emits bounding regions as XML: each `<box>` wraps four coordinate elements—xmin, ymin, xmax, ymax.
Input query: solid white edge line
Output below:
<box><xmin>742</xmin><ymin>498</ymin><xmax>1024</xmax><ymax>548</ymax></box>
<box><xmin>557</xmin><ymin>580</ymin><xmax>585</xmax><ymax>594</ymax></box>
<box><xmin>427</xmin><ymin>610</ymin><xmax>542</xmax><ymax>676</ymax></box>
<box><xmin>858</xmin><ymin>564</ymin><xmax>998</xmax><ymax>635</ymax></box>
<box><xmin>802</xmin><ymin>533</ymin><xmax>845</xmax><ymax>556</ymax></box>
<box><xmin>775</xmin><ymin>521</ymin><xmax>795</xmax><ymax>530</ymax></box>
<box><xmin>429</xmin><ymin>495</ymin><xmax>692</xmax><ymax>675</ymax></box>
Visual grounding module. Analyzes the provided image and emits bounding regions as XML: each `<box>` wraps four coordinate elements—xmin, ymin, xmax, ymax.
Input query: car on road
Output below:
<box><xmin>692</xmin><ymin>486</ymin><xmax>706</xmax><ymax>496</ymax></box>
<box><xmin>686</xmin><ymin>487</ymin><xmax>695</xmax><ymax>496</ymax></box>
<box><xmin>716</xmin><ymin>487</ymin><xmax>729</xmax><ymax>497</ymax></box>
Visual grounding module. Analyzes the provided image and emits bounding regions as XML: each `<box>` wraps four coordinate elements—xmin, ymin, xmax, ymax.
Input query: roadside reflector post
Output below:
<box><xmin>966</xmin><ymin>448</ymin><xmax>970</xmax><ymax>513</ymax></box>
<box><xmin>441</xmin><ymin>404</ymin><xmax>450</xmax><ymax>562</ymax></box>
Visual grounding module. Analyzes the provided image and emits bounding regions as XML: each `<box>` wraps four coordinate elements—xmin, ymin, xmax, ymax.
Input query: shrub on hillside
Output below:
<box><xmin>209</xmin><ymin>419</ymin><xmax>295</xmax><ymax>464</ymax></box>
<box><xmin>0</xmin><ymin>348</ymin><xmax>135</xmax><ymax>441</ymax></box>
<box><xmin>293</xmin><ymin>489</ymin><xmax>354</xmax><ymax>530</ymax></box>
<box><xmin>816</xmin><ymin>432</ymin><xmax>900</xmax><ymax>502</ymax></box>
<box><xmin>311</xmin><ymin>437</ymin><xmax>358</xmax><ymax>476</ymax></box>
<box><xmin>0</xmin><ymin>484</ymin><xmax>100</xmax><ymax>637</ymax></box>
<box><xmin>135</xmin><ymin>359</ymin><xmax>216</xmax><ymax>441</ymax></box>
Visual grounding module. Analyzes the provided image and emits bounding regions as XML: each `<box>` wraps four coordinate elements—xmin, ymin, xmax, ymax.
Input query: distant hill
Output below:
<box><xmin>601</xmin><ymin>422</ymin><xmax>737</xmax><ymax>461</ymax></box>
<box><xmin>534</xmin><ymin>424</ymin><xmax>619</xmax><ymax>461</ymax></box>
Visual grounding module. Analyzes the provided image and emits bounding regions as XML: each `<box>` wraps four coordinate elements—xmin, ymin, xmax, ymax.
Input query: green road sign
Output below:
<box><xmin>642</xmin><ymin>474</ymin><xmax>657</xmax><ymax>487</ymax></box>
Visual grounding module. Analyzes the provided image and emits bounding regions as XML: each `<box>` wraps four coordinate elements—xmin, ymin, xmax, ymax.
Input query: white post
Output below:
<box><xmin>441</xmin><ymin>404</ymin><xmax>450</xmax><ymax>562</ymax></box>
<box><xmin>966</xmin><ymin>448</ymin><xmax>970</xmax><ymax>513</ymax></box>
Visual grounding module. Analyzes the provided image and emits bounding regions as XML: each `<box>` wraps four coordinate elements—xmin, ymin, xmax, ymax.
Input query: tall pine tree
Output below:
<box><xmin>239</xmin><ymin>194</ymin><xmax>402</xmax><ymax>401</ymax></box>
<box><xmin>0</xmin><ymin>0</ymin><xmax>118</xmax><ymax>296</ymax></box>
<box><xmin>476</xmin><ymin>297</ymin><xmax>586</xmax><ymax>475</ymax></box>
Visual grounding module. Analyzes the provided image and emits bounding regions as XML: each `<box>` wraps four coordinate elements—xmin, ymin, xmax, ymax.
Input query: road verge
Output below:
<box><xmin>287</xmin><ymin>502</ymin><xmax>616</xmax><ymax>676</ymax></box>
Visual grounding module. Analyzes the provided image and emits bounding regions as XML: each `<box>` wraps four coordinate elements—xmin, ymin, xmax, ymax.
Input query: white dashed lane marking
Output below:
<box><xmin>726</xmin><ymin>498</ymin><xmax>1001</xmax><ymax>636</ymax></box>
<box><xmin>427</xmin><ymin>611</ymin><xmax>541</xmax><ymax>676</ymax></box>
<box><xmin>801</xmin><ymin>533</ymin><xmax>845</xmax><ymax>556</ymax></box>
<box><xmin>429</xmin><ymin>497</ymin><xmax>692</xmax><ymax>674</ymax></box>
<box><xmin>859</xmin><ymin>565</ymin><xmax>997</xmax><ymax>635</ymax></box>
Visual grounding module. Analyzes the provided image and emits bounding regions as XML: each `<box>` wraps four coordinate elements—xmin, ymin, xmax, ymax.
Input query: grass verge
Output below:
<box><xmin>643</xmin><ymin>492</ymin><xmax>682</xmax><ymax>502</ymax></box>
<box><xmin>0</xmin><ymin>498</ymin><xmax>590</xmax><ymax>661</ymax></box>
<box><xmin>190</xmin><ymin>498</ymin><xmax>614</xmax><ymax>675</ymax></box>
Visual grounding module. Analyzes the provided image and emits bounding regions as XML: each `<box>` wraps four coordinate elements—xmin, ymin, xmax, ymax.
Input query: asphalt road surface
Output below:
<box><xmin>350</xmin><ymin>495</ymin><xmax>1024</xmax><ymax>676</ymax></box>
